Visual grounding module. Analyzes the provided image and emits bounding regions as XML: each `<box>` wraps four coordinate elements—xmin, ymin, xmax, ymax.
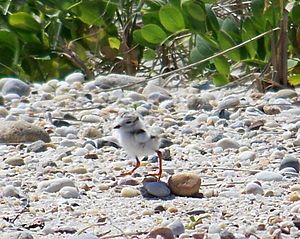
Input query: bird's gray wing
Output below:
<box><xmin>133</xmin><ymin>129</ymin><xmax>151</xmax><ymax>143</ymax></box>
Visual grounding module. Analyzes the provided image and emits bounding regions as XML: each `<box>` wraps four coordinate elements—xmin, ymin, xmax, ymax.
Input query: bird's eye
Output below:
<box><xmin>125</xmin><ymin>121</ymin><xmax>132</xmax><ymax>125</ymax></box>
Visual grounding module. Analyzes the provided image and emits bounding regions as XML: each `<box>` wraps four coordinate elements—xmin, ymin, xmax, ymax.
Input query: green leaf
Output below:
<box><xmin>205</xmin><ymin>4</ymin><xmax>219</xmax><ymax>33</ymax></box>
<box><xmin>143</xmin><ymin>48</ymin><xmax>156</xmax><ymax>60</ymax></box>
<box><xmin>73</xmin><ymin>1</ymin><xmax>104</xmax><ymax>26</ymax></box>
<box><xmin>217</xmin><ymin>30</ymin><xmax>240</xmax><ymax>61</ymax></box>
<box><xmin>241</xmin><ymin>18</ymin><xmax>258</xmax><ymax>59</ymax></box>
<box><xmin>221</xmin><ymin>17</ymin><xmax>240</xmax><ymax>40</ymax></box>
<box><xmin>213</xmin><ymin>56</ymin><xmax>230</xmax><ymax>76</ymax></box>
<box><xmin>181</xmin><ymin>0</ymin><xmax>206</xmax><ymax>22</ymax></box>
<box><xmin>288</xmin><ymin>58</ymin><xmax>300</xmax><ymax>71</ymax></box>
<box><xmin>291</xmin><ymin>4</ymin><xmax>300</xmax><ymax>25</ymax></box>
<box><xmin>212</xmin><ymin>73</ymin><xmax>229</xmax><ymax>86</ymax></box>
<box><xmin>0</xmin><ymin>29</ymin><xmax>19</xmax><ymax>67</ymax></box>
<box><xmin>108</xmin><ymin>37</ymin><xmax>120</xmax><ymax>49</ymax></box>
<box><xmin>9</xmin><ymin>12</ymin><xmax>41</xmax><ymax>32</ymax></box>
<box><xmin>159</xmin><ymin>4</ymin><xmax>185</xmax><ymax>32</ymax></box>
<box><xmin>141</xmin><ymin>24</ymin><xmax>167</xmax><ymax>44</ymax></box>
<box><xmin>288</xmin><ymin>74</ymin><xmax>300</xmax><ymax>86</ymax></box>
<box><xmin>196</xmin><ymin>35</ymin><xmax>215</xmax><ymax>57</ymax></box>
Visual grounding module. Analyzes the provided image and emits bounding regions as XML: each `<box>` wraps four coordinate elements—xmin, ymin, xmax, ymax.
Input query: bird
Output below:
<box><xmin>113</xmin><ymin>112</ymin><xmax>163</xmax><ymax>179</ymax></box>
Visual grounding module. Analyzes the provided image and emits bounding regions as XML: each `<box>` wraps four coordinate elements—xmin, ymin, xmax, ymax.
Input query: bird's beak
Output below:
<box><xmin>114</xmin><ymin>124</ymin><xmax>121</xmax><ymax>129</ymax></box>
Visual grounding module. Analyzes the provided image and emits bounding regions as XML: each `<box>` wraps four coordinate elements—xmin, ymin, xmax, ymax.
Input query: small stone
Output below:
<box><xmin>68</xmin><ymin>234</ymin><xmax>99</xmax><ymax>239</ymax></box>
<box><xmin>121</xmin><ymin>186</ymin><xmax>140</xmax><ymax>197</ymax></box>
<box><xmin>5</xmin><ymin>156</ymin><xmax>25</xmax><ymax>166</ymax></box>
<box><xmin>69</xmin><ymin>167</ymin><xmax>87</xmax><ymax>174</ymax></box>
<box><xmin>208</xmin><ymin>223</ymin><xmax>221</xmax><ymax>234</ymax></box>
<box><xmin>168</xmin><ymin>219</ymin><xmax>185</xmax><ymax>236</ymax></box>
<box><xmin>148</xmin><ymin>227</ymin><xmax>175</xmax><ymax>239</ymax></box>
<box><xmin>290</xmin><ymin>184</ymin><xmax>300</xmax><ymax>192</ymax></box>
<box><xmin>81</xmin><ymin>127</ymin><xmax>102</xmax><ymax>139</ymax></box>
<box><xmin>238</xmin><ymin>151</ymin><xmax>256</xmax><ymax>161</ymax></box>
<box><xmin>220</xmin><ymin>230</ymin><xmax>235</xmax><ymax>239</ymax></box>
<box><xmin>3</xmin><ymin>185</ymin><xmax>20</xmax><ymax>197</ymax></box>
<box><xmin>168</xmin><ymin>172</ymin><xmax>201</xmax><ymax>196</ymax></box>
<box><xmin>65</xmin><ymin>72</ymin><xmax>85</xmax><ymax>84</ymax></box>
<box><xmin>118</xmin><ymin>177</ymin><xmax>139</xmax><ymax>186</ymax></box>
<box><xmin>0</xmin><ymin>78</ymin><xmax>30</xmax><ymax>96</ymax></box>
<box><xmin>273</xmin><ymin>89</ymin><xmax>297</xmax><ymax>99</ymax></box>
<box><xmin>218</xmin><ymin>96</ymin><xmax>240</xmax><ymax>110</ymax></box>
<box><xmin>216</xmin><ymin>138</ymin><xmax>240</xmax><ymax>150</ymax></box>
<box><xmin>27</xmin><ymin>140</ymin><xmax>48</xmax><ymax>153</ymax></box>
<box><xmin>245</xmin><ymin>181</ymin><xmax>264</xmax><ymax>195</ymax></box>
<box><xmin>154</xmin><ymin>205</ymin><xmax>166</xmax><ymax>213</ymax></box>
<box><xmin>262</xmin><ymin>105</ymin><xmax>281</xmax><ymax>115</ymax></box>
<box><xmin>127</xmin><ymin>92</ymin><xmax>147</xmax><ymax>101</ymax></box>
<box><xmin>187</xmin><ymin>95</ymin><xmax>212</xmax><ymax>111</ymax></box>
<box><xmin>143</xmin><ymin>83</ymin><xmax>171</xmax><ymax>98</ymax></box>
<box><xmin>279</xmin><ymin>156</ymin><xmax>299</xmax><ymax>173</ymax></box>
<box><xmin>289</xmin><ymin>192</ymin><xmax>300</xmax><ymax>202</ymax></box>
<box><xmin>81</xmin><ymin>115</ymin><xmax>101</xmax><ymax>123</ymax></box>
<box><xmin>144</xmin><ymin>181</ymin><xmax>171</xmax><ymax>197</ymax></box>
<box><xmin>59</xmin><ymin>186</ymin><xmax>80</xmax><ymax>199</ymax></box>
<box><xmin>0</xmin><ymin>120</ymin><xmax>50</xmax><ymax>143</ymax></box>
<box><xmin>38</xmin><ymin>178</ymin><xmax>76</xmax><ymax>193</ymax></box>
<box><xmin>256</xmin><ymin>171</ymin><xmax>283</xmax><ymax>181</ymax></box>
<box><xmin>2</xmin><ymin>232</ymin><xmax>34</xmax><ymax>239</ymax></box>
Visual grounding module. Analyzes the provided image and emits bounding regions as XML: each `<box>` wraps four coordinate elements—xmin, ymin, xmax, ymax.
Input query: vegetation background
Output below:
<box><xmin>0</xmin><ymin>0</ymin><xmax>300</xmax><ymax>90</ymax></box>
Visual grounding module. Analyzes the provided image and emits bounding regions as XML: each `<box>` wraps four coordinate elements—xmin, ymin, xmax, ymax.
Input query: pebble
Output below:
<box><xmin>245</xmin><ymin>181</ymin><xmax>264</xmax><ymax>195</ymax></box>
<box><xmin>273</xmin><ymin>89</ymin><xmax>297</xmax><ymax>99</ymax></box>
<box><xmin>69</xmin><ymin>166</ymin><xmax>87</xmax><ymax>174</ymax></box>
<box><xmin>238</xmin><ymin>151</ymin><xmax>256</xmax><ymax>161</ymax></box>
<box><xmin>142</xmin><ymin>83</ymin><xmax>171</xmax><ymax>98</ymax></box>
<box><xmin>218</xmin><ymin>95</ymin><xmax>240</xmax><ymax>110</ymax></box>
<box><xmin>208</xmin><ymin>223</ymin><xmax>221</xmax><ymax>234</ymax></box>
<box><xmin>262</xmin><ymin>105</ymin><xmax>281</xmax><ymax>114</ymax></box>
<box><xmin>59</xmin><ymin>186</ymin><xmax>80</xmax><ymax>199</ymax></box>
<box><xmin>5</xmin><ymin>156</ymin><xmax>25</xmax><ymax>166</ymax></box>
<box><xmin>65</xmin><ymin>72</ymin><xmax>85</xmax><ymax>84</ymax></box>
<box><xmin>220</xmin><ymin>230</ymin><xmax>235</xmax><ymax>239</ymax></box>
<box><xmin>168</xmin><ymin>173</ymin><xmax>201</xmax><ymax>196</ymax></box>
<box><xmin>68</xmin><ymin>234</ymin><xmax>99</xmax><ymax>239</ymax></box>
<box><xmin>144</xmin><ymin>181</ymin><xmax>171</xmax><ymax>197</ymax></box>
<box><xmin>121</xmin><ymin>187</ymin><xmax>141</xmax><ymax>197</ymax></box>
<box><xmin>148</xmin><ymin>227</ymin><xmax>175</xmax><ymax>239</ymax></box>
<box><xmin>187</xmin><ymin>95</ymin><xmax>212</xmax><ymax>110</ymax></box>
<box><xmin>38</xmin><ymin>178</ymin><xmax>76</xmax><ymax>193</ymax></box>
<box><xmin>2</xmin><ymin>232</ymin><xmax>34</xmax><ymax>239</ymax></box>
<box><xmin>0</xmin><ymin>78</ymin><xmax>31</xmax><ymax>96</ymax></box>
<box><xmin>168</xmin><ymin>219</ymin><xmax>185</xmax><ymax>236</ymax></box>
<box><xmin>256</xmin><ymin>171</ymin><xmax>283</xmax><ymax>181</ymax></box>
<box><xmin>3</xmin><ymin>185</ymin><xmax>20</xmax><ymax>197</ymax></box>
<box><xmin>27</xmin><ymin>140</ymin><xmax>48</xmax><ymax>153</ymax></box>
<box><xmin>279</xmin><ymin>156</ymin><xmax>299</xmax><ymax>173</ymax></box>
<box><xmin>0</xmin><ymin>120</ymin><xmax>50</xmax><ymax>143</ymax></box>
<box><xmin>216</xmin><ymin>138</ymin><xmax>240</xmax><ymax>149</ymax></box>
<box><xmin>80</xmin><ymin>127</ymin><xmax>102</xmax><ymax>139</ymax></box>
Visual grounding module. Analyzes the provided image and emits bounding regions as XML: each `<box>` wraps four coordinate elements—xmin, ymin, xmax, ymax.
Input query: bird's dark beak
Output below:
<box><xmin>114</xmin><ymin>124</ymin><xmax>121</xmax><ymax>129</ymax></box>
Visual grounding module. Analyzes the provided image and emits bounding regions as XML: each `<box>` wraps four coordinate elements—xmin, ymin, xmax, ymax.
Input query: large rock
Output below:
<box><xmin>273</xmin><ymin>89</ymin><xmax>297</xmax><ymax>99</ymax></box>
<box><xmin>168</xmin><ymin>172</ymin><xmax>201</xmax><ymax>196</ymax></box>
<box><xmin>0</xmin><ymin>78</ymin><xmax>30</xmax><ymax>96</ymax></box>
<box><xmin>2</xmin><ymin>232</ymin><xmax>33</xmax><ymax>239</ymax></box>
<box><xmin>0</xmin><ymin>121</ymin><xmax>50</xmax><ymax>143</ymax></box>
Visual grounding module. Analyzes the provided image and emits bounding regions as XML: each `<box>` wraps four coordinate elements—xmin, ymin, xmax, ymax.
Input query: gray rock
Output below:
<box><xmin>38</xmin><ymin>178</ymin><xmax>76</xmax><ymax>193</ymax></box>
<box><xmin>187</xmin><ymin>95</ymin><xmax>212</xmax><ymax>111</ymax></box>
<box><xmin>142</xmin><ymin>83</ymin><xmax>171</xmax><ymax>98</ymax></box>
<box><xmin>148</xmin><ymin>92</ymin><xmax>171</xmax><ymax>103</ymax></box>
<box><xmin>0</xmin><ymin>78</ymin><xmax>30</xmax><ymax>96</ymax></box>
<box><xmin>220</xmin><ymin>230</ymin><xmax>235</xmax><ymax>239</ymax></box>
<box><xmin>0</xmin><ymin>94</ymin><xmax>4</xmax><ymax>105</ymax></box>
<box><xmin>95</xmin><ymin>74</ymin><xmax>143</xmax><ymax>89</ymax></box>
<box><xmin>27</xmin><ymin>140</ymin><xmax>48</xmax><ymax>153</ymax></box>
<box><xmin>5</xmin><ymin>156</ymin><xmax>25</xmax><ymax>166</ymax></box>
<box><xmin>216</xmin><ymin>138</ymin><xmax>240</xmax><ymax>149</ymax></box>
<box><xmin>68</xmin><ymin>234</ymin><xmax>98</xmax><ymax>239</ymax></box>
<box><xmin>256</xmin><ymin>171</ymin><xmax>283</xmax><ymax>181</ymax></box>
<box><xmin>144</xmin><ymin>181</ymin><xmax>171</xmax><ymax>197</ymax></box>
<box><xmin>59</xmin><ymin>186</ymin><xmax>79</xmax><ymax>199</ymax></box>
<box><xmin>238</xmin><ymin>151</ymin><xmax>256</xmax><ymax>161</ymax></box>
<box><xmin>168</xmin><ymin>219</ymin><xmax>185</xmax><ymax>236</ymax></box>
<box><xmin>3</xmin><ymin>185</ymin><xmax>20</xmax><ymax>197</ymax></box>
<box><xmin>279</xmin><ymin>156</ymin><xmax>299</xmax><ymax>173</ymax></box>
<box><xmin>273</xmin><ymin>89</ymin><xmax>297</xmax><ymax>99</ymax></box>
<box><xmin>65</xmin><ymin>72</ymin><xmax>85</xmax><ymax>84</ymax></box>
<box><xmin>0</xmin><ymin>120</ymin><xmax>50</xmax><ymax>143</ymax></box>
<box><xmin>2</xmin><ymin>232</ymin><xmax>34</xmax><ymax>239</ymax></box>
<box><xmin>160</xmin><ymin>100</ymin><xmax>174</xmax><ymax>109</ymax></box>
<box><xmin>245</xmin><ymin>182</ymin><xmax>264</xmax><ymax>195</ymax></box>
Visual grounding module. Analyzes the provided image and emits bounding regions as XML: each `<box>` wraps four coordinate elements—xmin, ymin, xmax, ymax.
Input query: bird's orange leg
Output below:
<box><xmin>120</xmin><ymin>157</ymin><xmax>141</xmax><ymax>176</ymax></box>
<box><xmin>146</xmin><ymin>150</ymin><xmax>163</xmax><ymax>180</ymax></box>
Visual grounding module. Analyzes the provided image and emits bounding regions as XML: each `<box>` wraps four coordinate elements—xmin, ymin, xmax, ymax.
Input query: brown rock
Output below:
<box><xmin>148</xmin><ymin>227</ymin><xmax>175</xmax><ymax>239</ymax></box>
<box><xmin>168</xmin><ymin>172</ymin><xmax>201</xmax><ymax>196</ymax></box>
<box><xmin>262</xmin><ymin>105</ymin><xmax>281</xmax><ymax>115</ymax></box>
<box><xmin>0</xmin><ymin>120</ymin><xmax>50</xmax><ymax>143</ymax></box>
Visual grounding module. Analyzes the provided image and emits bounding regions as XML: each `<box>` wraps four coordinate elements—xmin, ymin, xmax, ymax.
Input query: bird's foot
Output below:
<box><xmin>146</xmin><ymin>172</ymin><xmax>162</xmax><ymax>181</ymax></box>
